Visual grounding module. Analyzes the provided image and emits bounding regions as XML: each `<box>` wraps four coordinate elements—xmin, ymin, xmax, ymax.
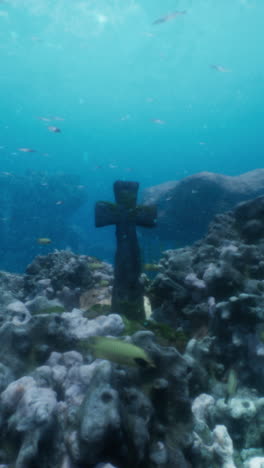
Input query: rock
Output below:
<box><xmin>192</xmin><ymin>393</ymin><xmax>215</xmax><ymax>423</ymax></box>
<box><xmin>77</xmin><ymin>361</ymin><xmax>122</xmax><ymax>465</ymax></box>
<box><xmin>143</xmin><ymin>169</ymin><xmax>264</xmax><ymax>244</ymax></box>
<box><xmin>6</xmin><ymin>300</ymin><xmax>31</xmax><ymax>324</ymax></box>
<box><xmin>95</xmin><ymin>464</ymin><xmax>118</xmax><ymax>468</ymax></box>
<box><xmin>149</xmin><ymin>197</ymin><xmax>264</xmax><ymax>392</ymax></box>
<box><xmin>229</xmin><ymin>396</ymin><xmax>256</xmax><ymax>420</ymax></box>
<box><xmin>59</xmin><ymin>309</ymin><xmax>124</xmax><ymax>340</ymax></box>
<box><xmin>0</xmin><ymin>376</ymin><xmax>57</xmax><ymax>468</ymax></box>
<box><xmin>24</xmin><ymin>251</ymin><xmax>113</xmax><ymax>310</ymax></box>
<box><xmin>244</xmin><ymin>456</ymin><xmax>264</xmax><ymax>468</ymax></box>
<box><xmin>25</xmin><ymin>295</ymin><xmax>63</xmax><ymax>314</ymax></box>
<box><xmin>212</xmin><ymin>425</ymin><xmax>235</xmax><ymax>468</ymax></box>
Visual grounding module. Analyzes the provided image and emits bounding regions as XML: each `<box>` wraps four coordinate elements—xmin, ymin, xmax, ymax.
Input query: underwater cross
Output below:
<box><xmin>95</xmin><ymin>181</ymin><xmax>157</xmax><ymax>320</ymax></box>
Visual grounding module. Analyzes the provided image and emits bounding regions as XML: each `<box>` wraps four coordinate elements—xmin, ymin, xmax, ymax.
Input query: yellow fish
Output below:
<box><xmin>143</xmin><ymin>263</ymin><xmax>161</xmax><ymax>272</ymax></box>
<box><xmin>37</xmin><ymin>237</ymin><xmax>52</xmax><ymax>245</ymax></box>
<box><xmin>88</xmin><ymin>336</ymin><xmax>155</xmax><ymax>368</ymax></box>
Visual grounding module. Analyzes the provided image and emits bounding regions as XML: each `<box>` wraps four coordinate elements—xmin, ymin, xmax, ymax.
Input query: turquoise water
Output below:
<box><xmin>0</xmin><ymin>0</ymin><xmax>263</xmax><ymax>270</ymax></box>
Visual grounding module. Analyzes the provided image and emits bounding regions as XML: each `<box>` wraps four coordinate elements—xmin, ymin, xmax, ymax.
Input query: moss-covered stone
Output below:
<box><xmin>98</xmin><ymin>280</ymin><xmax>110</xmax><ymax>287</ymax></box>
<box><xmin>88</xmin><ymin>262</ymin><xmax>105</xmax><ymax>270</ymax></box>
<box><xmin>121</xmin><ymin>316</ymin><xmax>188</xmax><ymax>351</ymax></box>
<box><xmin>84</xmin><ymin>303</ymin><xmax>111</xmax><ymax>318</ymax></box>
<box><xmin>37</xmin><ymin>306</ymin><xmax>65</xmax><ymax>315</ymax></box>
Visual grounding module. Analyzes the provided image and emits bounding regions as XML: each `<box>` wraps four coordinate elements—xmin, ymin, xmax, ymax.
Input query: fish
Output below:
<box><xmin>18</xmin><ymin>148</ymin><xmax>36</xmax><ymax>153</ymax></box>
<box><xmin>37</xmin><ymin>237</ymin><xmax>52</xmax><ymax>245</ymax></box>
<box><xmin>120</xmin><ymin>114</ymin><xmax>131</xmax><ymax>121</ymax></box>
<box><xmin>225</xmin><ymin>368</ymin><xmax>238</xmax><ymax>402</ymax></box>
<box><xmin>48</xmin><ymin>126</ymin><xmax>61</xmax><ymax>133</ymax></box>
<box><xmin>210</xmin><ymin>64</ymin><xmax>231</xmax><ymax>73</ymax></box>
<box><xmin>87</xmin><ymin>336</ymin><xmax>155</xmax><ymax>368</ymax></box>
<box><xmin>51</xmin><ymin>116</ymin><xmax>65</xmax><ymax>121</ymax></box>
<box><xmin>152</xmin><ymin>119</ymin><xmax>166</xmax><ymax>125</ymax></box>
<box><xmin>31</xmin><ymin>36</ymin><xmax>42</xmax><ymax>42</ymax></box>
<box><xmin>143</xmin><ymin>263</ymin><xmax>161</xmax><ymax>272</ymax></box>
<box><xmin>144</xmin><ymin>296</ymin><xmax>152</xmax><ymax>319</ymax></box>
<box><xmin>152</xmin><ymin>10</ymin><xmax>186</xmax><ymax>25</ymax></box>
<box><xmin>36</xmin><ymin>116</ymin><xmax>52</xmax><ymax>122</ymax></box>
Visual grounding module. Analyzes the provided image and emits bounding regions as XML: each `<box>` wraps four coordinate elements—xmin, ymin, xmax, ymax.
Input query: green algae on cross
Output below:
<box><xmin>95</xmin><ymin>181</ymin><xmax>157</xmax><ymax>320</ymax></box>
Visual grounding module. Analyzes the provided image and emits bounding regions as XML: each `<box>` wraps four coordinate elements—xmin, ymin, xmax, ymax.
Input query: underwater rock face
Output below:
<box><xmin>191</xmin><ymin>389</ymin><xmax>264</xmax><ymax>467</ymax></box>
<box><xmin>143</xmin><ymin>169</ymin><xmax>264</xmax><ymax>244</ymax></box>
<box><xmin>150</xmin><ymin>196</ymin><xmax>264</xmax><ymax>387</ymax></box>
<box><xmin>148</xmin><ymin>195</ymin><xmax>264</xmax><ymax>466</ymax></box>
<box><xmin>24</xmin><ymin>250</ymin><xmax>113</xmax><ymax>309</ymax></box>
<box><xmin>0</xmin><ymin>376</ymin><xmax>57</xmax><ymax>468</ymax></box>
<box><xmin>0</xmin><ymin>248</ymin><xmax>193</xmax><ymax>468</ymax></box>
<box><xmin>3</xmin><ymin>195</ymin><xmax>264</xmax><ymax>466</ymax></box>
<box><xmin>0</xmin><ymin>330</ymin><xmax>192</xmax><ymax>467</ymax></box>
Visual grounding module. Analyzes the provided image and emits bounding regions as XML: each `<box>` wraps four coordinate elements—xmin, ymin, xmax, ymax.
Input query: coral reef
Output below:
<box><xmin>0</xmin><ymin>251</ymin><xmax>192</xmax><ymax>468</ymax></box>
<box><xmin>1</xmin><ymin>196</ymin><xmax>264</xmax><ymax>466</ymax></box>
<box><xmin>149</xmin><ymin>195</ymin><xmax>264</xmax><ymax>466</ymax></box>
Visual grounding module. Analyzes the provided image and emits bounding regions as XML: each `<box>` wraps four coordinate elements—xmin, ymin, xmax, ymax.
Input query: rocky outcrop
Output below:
<box><xmin>2</xmin><ymin>194</ymin><xmax>264</xmax><ymax>467</ymax></box>
<box><xmin>0</xmin><ymin>251</ymin><xmax>193</xmax><ymax>468</ymax></box>
<box><xmin>148</xmin><ymin>195</ymin><xmax>264</xmax><ymax>465</ymax></box>
<box><xmin>143</xmin><ymin>169</ymin><xmax>264</xmax><ymax>244</ymax></box>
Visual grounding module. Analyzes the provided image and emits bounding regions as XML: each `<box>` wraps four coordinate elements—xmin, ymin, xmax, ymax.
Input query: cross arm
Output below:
<box><xmin>135</xmin><ymin>204</ymin><xmax>157</xmax><ymax>227</ymax></box>
<box><xmin>95</xmin><ymin>201</ymin><xmax>119</xmax><ymax>227</ymax></box>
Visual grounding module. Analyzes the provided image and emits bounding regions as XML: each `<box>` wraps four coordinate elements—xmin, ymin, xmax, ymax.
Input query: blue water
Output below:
<box><xmin>0</xmin><ymin>0</ymin><xmax>263</xmax><ymax>271</ymax></box>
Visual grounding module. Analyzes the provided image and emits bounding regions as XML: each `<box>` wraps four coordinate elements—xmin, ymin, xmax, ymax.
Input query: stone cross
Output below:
<box><xmin>95</xmin><ymin>181</ymin><xmax>157</xmax><ymax>320</ymax></box>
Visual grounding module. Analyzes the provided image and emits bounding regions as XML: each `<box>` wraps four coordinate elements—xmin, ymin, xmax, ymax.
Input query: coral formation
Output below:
<box><xmin>1</xmin><ymin>196</ymin><xmax>264</xmax><ymax>466</ymax></box>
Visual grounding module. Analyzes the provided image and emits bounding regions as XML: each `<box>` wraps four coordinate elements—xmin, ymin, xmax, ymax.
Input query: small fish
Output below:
<box><xmin>143</xmin><ymin>32</ymin><xmax>155</xmax><ymax>37</ymax></box>
<box><xmin>144</xmin><ymin>296</ymin><xmax>152</xmax><ymax>320</ymax></box>
<box><xmin>120</xmin><ymin>114</ymin><xmax>131</xmax><ymax>121</ymax></box>
<box><xmin>31</xmin><ymin>36</ymin><xmax>42</xmax><ymax>42</ymax></box>
<box><xmin>37</xmin><ymin>237</ymin><xmax>52</xmax><ymax>245</ymax></box>
<box><xmin>210</xmin><ymin>64</ymin><xmax>231</xmax><ymax>73</ymax></box>
<box><xmin>52</xmin><ymin>116</ymin><xmax>65</xmax><ymax>121</ymax></box>
<box><xmin>152</xmin><ymin>119</ymin><xmax>166</xmax><ymax>125</ymax></box>
<box><xmin>225</xmin><ymin>368</ymin><xmax>238</xmax><ymax>402</ymax></box>
<box><xmin>88</xmin><ymin>336</ymin><xmax>155</xmax><ymax>368</ymax></box>
<box><xmin>55</xmin><ymin>200</ymin><xmax>64</xmax><ymax>205</ymax></box>
<box><xmin>153</xmin><ymin>10</ymin><xmax>186</xmax><ymax>25</ymax></box>
<box><xmin>18</xmin><ymin>148</ymin><xmax>36</xmax><ymax>153</ymax></box>
<box><xmin>143</xmin><ymin>263</ymin><xmax>161</xmax><ymax>272</ymax></box>
<box><xmin>48</xmin><ymin>126</ymin><xmax>61</xmax><ymax>133</ymax></box>
<box><xmin>37</xmin><ymin>116</ymin><xmax>51</xmax><ymax>122</ymax></box>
